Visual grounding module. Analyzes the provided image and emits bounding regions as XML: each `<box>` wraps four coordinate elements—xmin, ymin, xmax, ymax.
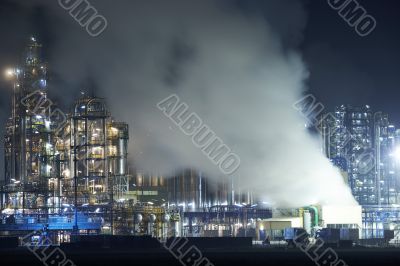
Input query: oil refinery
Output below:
<box><xmin>0</xmin><ymin>37</ymin><xmax>270</xmax><ymax>242</ymax></box>
<box><xmin>0</xmin><ymin>37</ymin><xmax>399</xmax><ymax>252</ymax></box>
<box><xmin>2</xmin><ymin>0</ymin><xmax>400</xmax><ymax>265</ymax></box>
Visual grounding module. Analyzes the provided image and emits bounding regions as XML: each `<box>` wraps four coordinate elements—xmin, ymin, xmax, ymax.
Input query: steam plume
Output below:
<box><xmin>11</xmin><ymin>0</ymin><xmax>357</xmax><ymax>207</ymax></box>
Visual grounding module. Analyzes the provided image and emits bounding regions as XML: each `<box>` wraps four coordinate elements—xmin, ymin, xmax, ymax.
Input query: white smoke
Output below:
<box><xmin>21</xmin><ymin>0</ymin><xmax>357</xmax><ymax>207</ymax></box>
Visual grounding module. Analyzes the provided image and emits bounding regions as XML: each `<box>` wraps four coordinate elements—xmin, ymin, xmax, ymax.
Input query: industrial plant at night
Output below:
<box><xmin>1</xmin><ymin>37</ymin><xmax>270</xmax><ymax>240</ymax></box>
<box><xmin>1</xmin><ymin>1</ymin><xmax>400</xmax><ymax>266</ymax></box>
<box><xmin>1</xmin><ymin>36</ymin><xmax>400</xmax><ymax>249</ymax></box>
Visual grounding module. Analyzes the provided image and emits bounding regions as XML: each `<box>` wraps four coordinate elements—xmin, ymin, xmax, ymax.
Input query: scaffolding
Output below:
<box><xmin>0</xmin><ymin>38</ymin><xmax>125</xmax><ymax>235</ymax></box>
<box><xmin>1</xmin><ymin>37</ymin><xmax>59</xmax><ymax>221</ymax></box>
<box><xmin>1</xmin><ymin>37</ymin><xmax>273</xmax><ymax>240</ymax></box>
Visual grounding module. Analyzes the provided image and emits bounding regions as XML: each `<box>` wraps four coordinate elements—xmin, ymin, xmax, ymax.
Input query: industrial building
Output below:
<box><xmin>0</xmin><ymin>37</ymin><xmax>268</xmax><ymax>241</ymax></box>
<box><xmin>1</xmin><ymin>37</ymin><xmax>400</xmax><ymax>248</ymax></box>
<box><xmin>320</xmin><ymin>105</ymin><xmax>400</xmax><ymax>238</ymax></box>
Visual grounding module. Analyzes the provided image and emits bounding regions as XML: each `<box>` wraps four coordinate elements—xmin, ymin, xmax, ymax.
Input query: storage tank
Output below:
<box><xmin>162</xmin><ymin>214</ymin><xmax>170</xmax><ymax>223</ymax></box>
<box><xmin>148</xmin><ymin>214</ymin><xmax>157</xmax><ymax>236</ymax></box>
<box><xmin>303</xmin><ymin>210</ymin><xmax>312</xmax><ymax>234</ymax></box>
<box><xmin>134</xmin><ymin>213</ymin><xmax>143</xmax><ymax>224</ymax></box>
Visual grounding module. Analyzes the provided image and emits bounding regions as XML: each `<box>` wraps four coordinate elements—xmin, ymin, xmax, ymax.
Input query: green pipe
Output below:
<box><xmin>303</xmin><ymin>206</ymin><xmax>319</xmax><ymax>227</ymax></box>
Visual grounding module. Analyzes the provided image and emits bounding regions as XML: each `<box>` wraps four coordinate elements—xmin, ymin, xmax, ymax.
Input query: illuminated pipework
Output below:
<box><xmin>52</xmin><ymin>96</ymin><xmax>133</xmax><ymax>206</ymax></box>
<box><xmin>107</xmin><ymin>122</ymin><xmax>128</xmax><ymax>176</ymax></box>
<box><xmin>107</xmin><ymin>122</ymin><xmax>130</xmax><ymax>200</ymax></box>
<box><xmin>1</xmin><ymin>37</ymin><xmax>261</xmax><ymax>235</ymax></box>
<box><xmin>65</xmin><ymin>96</ymin><xmax>110</xmax><ymax>204</ymax></box>
<box><xmin>321</xmin><ymin>105</ymin><xmax>400</xmax><ymax>207</ymax></box>
<box><xmin>2</xmin><ymin>36</ymin><xmax>56</xmax><ymax>212</ymax></box>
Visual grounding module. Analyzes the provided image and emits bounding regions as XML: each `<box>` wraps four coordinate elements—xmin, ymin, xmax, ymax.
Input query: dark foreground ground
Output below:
<box><xmin>0</xmin><ymin>246</ymin><xmax>399</xmax><ymax>266</ymax></box>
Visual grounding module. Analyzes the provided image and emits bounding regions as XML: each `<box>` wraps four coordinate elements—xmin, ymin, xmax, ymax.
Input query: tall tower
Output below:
<box><xmin>70</xmin><ymin>96</ymin><xmax>110</xmax><ymax>205</ymax></box>
<box><xmin>323</xmin><ymin>105</ymin><xmax>375</xmax><ymax>205</ymax></box>
<box><xmin>322</xmin><ymin>105</ymin><xmax>399</xmax><ymax>206</ymax></box>
<box><xmin>375</xmin><ymin>114</ymin><xmax>398</xmax><ymax>205</ymax></box>
<box><xmin>1</xmin><ymin>37</ymin><xmax>133</xmax><ymax>234</ymax></box>
<box><xmin>3</xmin><ymin>36</ymin><xmax>56</xmax><ymax>211</ymax></box>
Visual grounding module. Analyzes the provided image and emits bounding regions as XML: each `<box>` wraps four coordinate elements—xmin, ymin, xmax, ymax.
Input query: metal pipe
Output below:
<box><xmin>374</xmin><ymin>111</ymin><xmax>382</xmax><ymax>206</ymax></box>
<box><xmin>303</xmin><ymin>206</ymin><xmax>318</xmax><ymax>227</ymax></box>
<box><xmin>73</xmin><ymin>118</ymin><xmax>79</xmax><ymax>234</ymax></box>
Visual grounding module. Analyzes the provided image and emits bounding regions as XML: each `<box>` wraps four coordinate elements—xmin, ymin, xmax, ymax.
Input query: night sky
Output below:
<box><xmin>1</xmin><ymin>0</ymin><xmax>400</xmax><ymax>113</ymax></box>
<box><xmin>1</xmin><ymin>1</ymin><xmax>399</xmax><ymax>114</ymax></box>
<box><xmin>0</xmin><ymin>0</ymin><xmax>400</xmax><ymax>183</ymax></box>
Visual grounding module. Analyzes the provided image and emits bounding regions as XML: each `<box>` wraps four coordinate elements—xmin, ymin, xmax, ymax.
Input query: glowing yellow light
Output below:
<box><xmin>5</xmin><ymin>68</ymin><xmax>14</xmax><ymax>78</ymax></box>
<box><xmin>62</xmin><ymin>169</ymin><xmax>71</xmax><ymax>178</ymax></box>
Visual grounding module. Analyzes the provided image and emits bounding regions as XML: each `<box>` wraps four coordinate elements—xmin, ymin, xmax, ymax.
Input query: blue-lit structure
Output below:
<box><xmin>321</xmin><ymin>105</ymin><xmax>400</xmax><ymax>238</ymax></box>
<box><xmin>0</xmin><ymin>37</ymin><xmax>133</xmax><ymax>235</ymax></box>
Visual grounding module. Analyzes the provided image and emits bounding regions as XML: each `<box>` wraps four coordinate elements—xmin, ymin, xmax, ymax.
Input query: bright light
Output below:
<box><xmin>394</xmin><ymin>147</ymin><xmax>400</xmax><ymax>161</ymax></box>
<box><xmin>45</xmin><ymin>120</ymin><xmax>51</xmax><ymax>129</ymax></box>
<box><xmin>5</xmin><ymin>68</ymin><xmax>14</xmax><ymax>78</ymax></box>
<box><xmin>62</xmin><ymin>169</ymin><xmax>71</xmax><ymax>178</ymax></box>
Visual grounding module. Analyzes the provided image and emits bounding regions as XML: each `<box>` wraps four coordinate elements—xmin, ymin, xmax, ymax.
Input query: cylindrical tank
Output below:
<box><xmin>149</xmin><ymin>214</ymin><xmax>156</xmax><ymax>223</ymax></box>
<box><xmin>249</xmin><ymin>218</ymin><xmax>256</xmax><ymax>229</ymax></box>
<box><xmin>118</xmin><ymin>138</ymin><xmax>126</xmax><ymax>175</ymax></box>
<box><xmin>162</xmin><ymin>214</ymin><xmax>170</xmax><ymax>223</ymax></box>
<box><xmin>174</xmin><ymin>221</ymin><xmax>180</xmax><ymax>237</ymax></box>
<box><xmin>135</xmin><ymin>213</ymin><xmax>143</xmax><ymax>224</ymax></box>
<box><xmin>147</xmin><ymin>214</ymin><xmax>157</xmax><ymax>236</ymax></box>
<box><xmin>303</xmin><ymin>210</ymin><xmax>312</xmax><ymax>234</ymax></box>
